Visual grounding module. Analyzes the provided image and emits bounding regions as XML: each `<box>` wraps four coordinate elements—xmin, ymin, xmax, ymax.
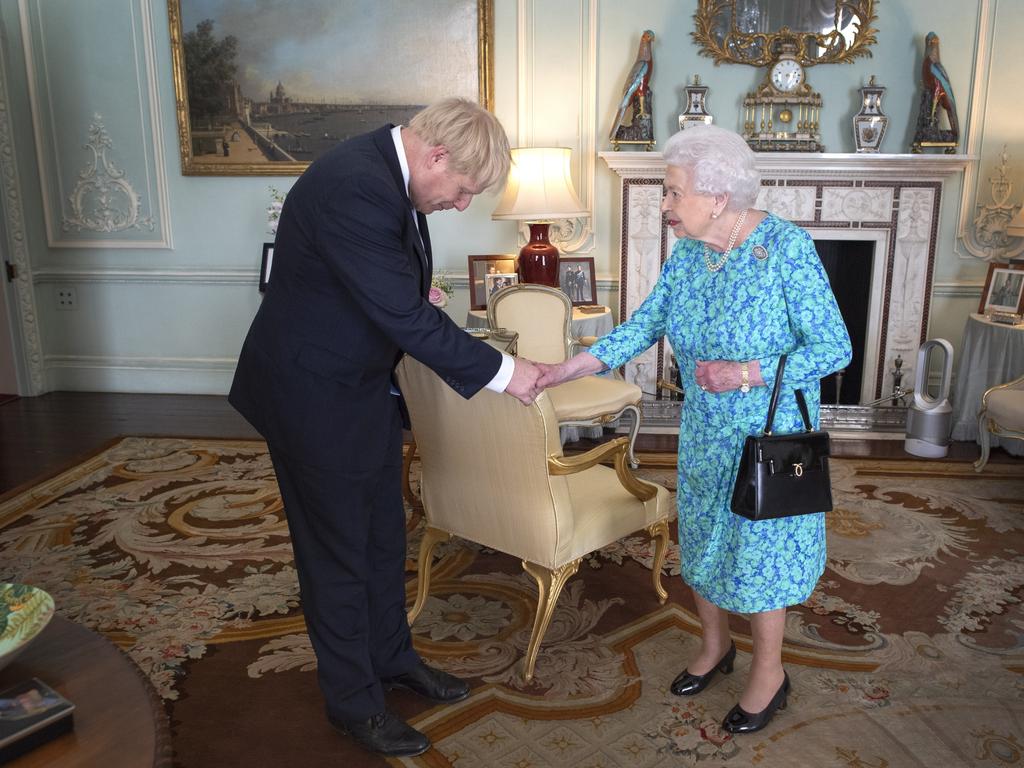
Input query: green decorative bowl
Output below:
<box><xmin>0</xmin><ymin>583</ymin><xmax>55</xmax><ymax>672</ymax></box>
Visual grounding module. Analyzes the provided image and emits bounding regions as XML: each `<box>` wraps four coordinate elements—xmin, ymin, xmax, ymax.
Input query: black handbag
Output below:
<box><xmin>730</xmin><ymin>354</ymin><xmax>833</xmax><ymax>521</ymax></box>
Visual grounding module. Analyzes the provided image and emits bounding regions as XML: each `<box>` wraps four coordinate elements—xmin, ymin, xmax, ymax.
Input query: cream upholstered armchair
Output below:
<box><xmin>974</xmin><ymin>374</ymin><xmax>1024</xmax><ymax>471</ymax></box>
<box><xmin>487</xmin><ymin>283</ymin><xmax>643</xmax><ymax>467</ymax></box>
<box><xmin>396</xmin><ymin>355</ymin><xmax>671</xmax><ymax>682</ymax></box>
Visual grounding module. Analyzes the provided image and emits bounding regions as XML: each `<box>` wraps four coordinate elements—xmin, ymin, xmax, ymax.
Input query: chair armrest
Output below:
<box><xmin>982</xmin><ymin>373</ymin><xmax>1024</xmax><ymax>407</ymax></box>
<box><xmin>548</xmin><ymin>438</ymin><xmax>657</xmax><ymax>501</ymax></box>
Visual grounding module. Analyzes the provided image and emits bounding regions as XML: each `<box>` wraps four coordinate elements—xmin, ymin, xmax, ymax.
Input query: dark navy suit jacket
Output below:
<box><xmin>229</xmin><ymin>125</ymin><xmax>502</xmax><ymax>469</ymax></box>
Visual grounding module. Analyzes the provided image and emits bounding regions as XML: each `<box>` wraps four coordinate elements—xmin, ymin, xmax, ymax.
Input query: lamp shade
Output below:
<box><xmin>1008</xmin><ymin>205</ymin><xmax>1024</xmax><ymax>238</ymax></box>
<box><xmin>491</xmin><ymin>147</ymin><xmax>588</xmax><ymax>220</ymax></box>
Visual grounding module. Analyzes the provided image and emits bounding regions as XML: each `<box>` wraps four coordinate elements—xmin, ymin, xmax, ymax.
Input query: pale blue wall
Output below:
<box><xmin>0</xmin><ymin>0</ymin><xmax>1020</xmax><ymax>395</ymax></box>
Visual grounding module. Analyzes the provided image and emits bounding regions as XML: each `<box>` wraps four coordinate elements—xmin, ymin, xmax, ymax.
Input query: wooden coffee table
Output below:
<box><xmin>0</xmin><ymin>615</ymin><xmax>171</xmax><ymax>767</ymax></box>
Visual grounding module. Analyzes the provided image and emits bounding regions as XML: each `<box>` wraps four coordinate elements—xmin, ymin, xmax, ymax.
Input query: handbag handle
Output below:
<box><xmin>763</xmin><ymin>354</ymin><xmax>813</xmax><ymax>435</ymax></box>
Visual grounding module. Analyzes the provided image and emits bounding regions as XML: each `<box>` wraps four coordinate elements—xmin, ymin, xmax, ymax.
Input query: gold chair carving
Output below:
<box><xmin>397</xmin><ymin>356</ymin><xmax>671</xmax><ymax>682</ymax></box>
<box><xmin>974</xmin><ymin>374</ymin><xmax>1024</xmax><ymax>471</ymax></box>
<box><xmin>486</xmin><ymin>283</ymin><xmax>643</xmax><ymax>468</ymax></box>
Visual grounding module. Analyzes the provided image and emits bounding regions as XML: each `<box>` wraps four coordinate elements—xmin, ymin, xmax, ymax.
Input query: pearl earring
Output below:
<box><xmin>711</xmin><ymin>212</ymin><xmax>719</xmax><ymax>219</ymax></box>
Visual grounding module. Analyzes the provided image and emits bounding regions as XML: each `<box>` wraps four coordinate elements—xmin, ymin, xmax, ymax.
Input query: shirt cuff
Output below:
<box><xmin>484</xmin><ymin>353</ymin><xmax>515</xmax><ymax>393</ymax></box>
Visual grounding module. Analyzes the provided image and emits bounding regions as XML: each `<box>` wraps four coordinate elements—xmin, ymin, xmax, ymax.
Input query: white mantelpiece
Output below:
<box><xmin>599</xmin><ymin>152</ymin><xmax>973</xmax><ymax>406</ymax></box>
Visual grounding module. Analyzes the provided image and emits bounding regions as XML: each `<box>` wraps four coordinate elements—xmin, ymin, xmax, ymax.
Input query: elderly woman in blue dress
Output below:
<box><xmin>536</xmin><ymin>124</ymin><xmax>851</xmax><ymax>734</ymax></box>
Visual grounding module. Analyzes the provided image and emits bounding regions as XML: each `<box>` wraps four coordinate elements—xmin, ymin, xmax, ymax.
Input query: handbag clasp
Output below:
<box><xmin>793</xmin><ymin>462</ymin><xmax>804</xmax><ymax>477</ymax></box>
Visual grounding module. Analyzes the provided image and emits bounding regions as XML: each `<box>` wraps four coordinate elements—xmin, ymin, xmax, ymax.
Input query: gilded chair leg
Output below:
<box><xmin>974</xmin><ymin>413</ymin><xmax>991</xmax><ymax>473</ymax></box>
<box><xmin>407</xmin><ymin>526</ymin><xmax>451</xmax><ymax>625</ymax></box>
<box><xmin>402</xmin><ymin>438</ymin><xmax>421</xmax><ymax>508</ymax></box>
<box><xmin>521</xmin><ymin>559</ymin><xmax>580</xmax><ymax>682</ymax></box>
<box><xmin>646</xmin><ymin>519</ymin><xmax>670</xmax><ymax>604</ymax></box>
<box><xmin>623</xmin><ymin>404</ymin><xmax>642</xmax><ymax>469</ymax></box>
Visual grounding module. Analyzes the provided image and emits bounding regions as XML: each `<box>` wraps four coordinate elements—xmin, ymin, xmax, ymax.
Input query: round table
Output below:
<box><xmin>950</xmin><ymin>313</ymin><xmax>1024</xmax><ymax>456</ymax></box>
<box><xmin>0</xmin><ymin>616</ymin><xmax>170</xmax><ymax>767</ymax></box>
<box><xmin>465</xmin><ymin>306</ymin><xmax>614</xmax><ymax>339</ymax></box>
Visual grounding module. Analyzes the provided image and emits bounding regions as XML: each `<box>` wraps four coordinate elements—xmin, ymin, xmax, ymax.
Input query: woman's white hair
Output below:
<box><xmin>661</xmin><ymin>125</ymin><xmax>761</xmax><ymax>210</ymax></box>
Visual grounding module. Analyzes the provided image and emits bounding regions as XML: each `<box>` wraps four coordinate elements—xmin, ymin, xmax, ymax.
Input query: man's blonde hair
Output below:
<box><xmin>409</xmin><ymin>98</ymin><xmax>510</xmax><ymax>192</ymax></box>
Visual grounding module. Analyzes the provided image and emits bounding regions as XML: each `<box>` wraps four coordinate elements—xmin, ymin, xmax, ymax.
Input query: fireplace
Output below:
<box><xmin>599</xmin><ymin>152</ymin><xmax>970</xmax><ymax>429</ymax></box>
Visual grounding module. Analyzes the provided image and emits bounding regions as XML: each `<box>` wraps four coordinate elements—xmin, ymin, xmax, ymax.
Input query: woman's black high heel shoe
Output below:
<box><xmin>670</xmin><ymin>641</ymin><xmax>736</xmax><ymax>696</ymax></box>
<box><xmin>721</xmin><ymin>672</ymin><xmax>790</xmax><ymax>734</ymax></box>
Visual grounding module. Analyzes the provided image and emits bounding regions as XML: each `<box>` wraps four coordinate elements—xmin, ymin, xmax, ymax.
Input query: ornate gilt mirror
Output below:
<box><xmin>692</xmin><ymin>0</ymin><xmax>878</xmax><ymax>67</ymax></box>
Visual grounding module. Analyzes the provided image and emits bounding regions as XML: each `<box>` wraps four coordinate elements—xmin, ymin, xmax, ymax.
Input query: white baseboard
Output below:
<box><xmin>44</xmin><ymin>356</ymin><xmax>234</xmax><ymax>394</ymax></box>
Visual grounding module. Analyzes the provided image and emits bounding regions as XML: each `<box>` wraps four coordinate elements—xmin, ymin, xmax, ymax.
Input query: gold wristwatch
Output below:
<box><xmin>740</xmin><ymin>361</ymin><xmax>750</xmax><ymax>393</ymax></box>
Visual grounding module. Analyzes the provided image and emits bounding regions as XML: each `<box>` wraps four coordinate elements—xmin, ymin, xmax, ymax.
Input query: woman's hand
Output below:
<box><xmin>695</xmin><ymin>359</ymin><xmax>763</xmax><ymax>393</ymax></box>
<box><xmin>536</xmin><ymin>351</ymin><xmax>606</xmax><ymax>390</ymax></box>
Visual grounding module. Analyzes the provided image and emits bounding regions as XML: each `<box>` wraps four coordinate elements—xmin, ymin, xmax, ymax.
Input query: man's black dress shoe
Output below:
<box><xmin>721</xmin><ymin>672</ymin><xmax>790</xmax><ymax>734</ymax></box>
<box><xmin>670</xmin><ymin>641</ymin><xmax>736</xmax><ymax>696</ymax></box>
<box><xmin>382</xmin><ymin>662</ymin><xmax>471</xmax><ymax>703</ymax></box>
<box><xmin>330</xmin><ymin>711</ymin><xmax>430</xmax><ymax>757</ymax></box>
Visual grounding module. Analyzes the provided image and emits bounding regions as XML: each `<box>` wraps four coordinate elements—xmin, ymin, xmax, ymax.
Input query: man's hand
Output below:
<box><xmin>535</xmin><ymin>361</ymin><xmax>568</xmax><ymax>389</ymax></box>
<box><xmin>505</xmin><ymin>357</ymin><xmax>542</xmax><ymax>405</ymax></box>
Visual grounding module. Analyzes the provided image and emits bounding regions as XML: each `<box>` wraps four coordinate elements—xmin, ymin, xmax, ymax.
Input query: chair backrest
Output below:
<box><xmin>396</xmin><ymin>355</ymin><xmax>574</xmax><ymax>566</ymax></box>
<box><xmin>486</xmin><ymin>284</ymin><xmax>573</xmax><ymax>364</ymax></box>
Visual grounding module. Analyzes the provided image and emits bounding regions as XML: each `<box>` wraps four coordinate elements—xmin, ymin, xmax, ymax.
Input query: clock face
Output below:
<box><xmin>770</xmin><ymin>58</ymin><xmax>804</xmax><ymax>93</ymax></box>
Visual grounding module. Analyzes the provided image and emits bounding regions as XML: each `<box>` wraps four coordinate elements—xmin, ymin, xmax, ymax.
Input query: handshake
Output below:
<box><xmin>504</xmin><ymin>354</ymin><xmax>601</xmax><ymax>405</ymax></box>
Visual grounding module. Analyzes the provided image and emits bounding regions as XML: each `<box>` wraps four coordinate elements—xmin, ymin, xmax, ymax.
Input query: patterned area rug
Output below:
<box><xmin>0</xmin><ymin>437</ymin><xmax>1022</xmax><ymax>768</ymax></box>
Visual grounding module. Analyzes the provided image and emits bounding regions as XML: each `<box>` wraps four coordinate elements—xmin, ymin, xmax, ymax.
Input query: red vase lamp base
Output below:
<box><xmin>517</xmin><ymin>223</ymin><xmax>560</xmax><ymax>287</ymax></box>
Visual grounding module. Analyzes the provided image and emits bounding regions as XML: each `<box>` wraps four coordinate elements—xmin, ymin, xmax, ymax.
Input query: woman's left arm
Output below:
<box><xmin>771</xmin><ymin>230</ymin><xmax>853</xmax><ymax>386</ymax></box>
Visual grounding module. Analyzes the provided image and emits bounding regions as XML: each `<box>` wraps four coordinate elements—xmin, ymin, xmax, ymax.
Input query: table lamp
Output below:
<box><xmin>491</xmin><ymin>147</ymin><xmax>588</xmax><ymax>286</ymax></box>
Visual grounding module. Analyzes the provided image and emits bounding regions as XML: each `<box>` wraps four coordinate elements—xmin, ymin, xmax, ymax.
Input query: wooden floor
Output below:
<box><xmin>0</xmin><ymin>392</ymin><xmax>1017</xmax><ymax>496</ymax></box>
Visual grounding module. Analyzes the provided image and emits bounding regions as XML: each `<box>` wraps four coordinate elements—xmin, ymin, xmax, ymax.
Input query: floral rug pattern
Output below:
<box><xmin>0</xmin><ymin>438</ymin><xmax>1022</xmax><ymax>767</ymax></box>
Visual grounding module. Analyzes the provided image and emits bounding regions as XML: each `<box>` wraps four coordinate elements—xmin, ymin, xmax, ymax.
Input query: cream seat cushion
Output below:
<box><xmin>563</xmin><ymin>472</ymin><xmax>667</xmax><ymax>563</ymax></box>
<box><xmin>546</xmin><ymin>377</ymin><xmax>642</xmax><ymax>421</ymax></box>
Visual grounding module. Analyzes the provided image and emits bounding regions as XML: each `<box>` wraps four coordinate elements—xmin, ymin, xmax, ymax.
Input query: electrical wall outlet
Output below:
<box><xmin>56</xmin><ymin>286</ymin><xmax>77</xmax><ymax>310</ymax></box>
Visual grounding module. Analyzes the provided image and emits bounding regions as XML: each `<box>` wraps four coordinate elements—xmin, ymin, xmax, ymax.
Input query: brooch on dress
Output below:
<box><xmin>752</xmin><ymin>245</ymin><xmax>769</xmax><ymax>261</ymax></box>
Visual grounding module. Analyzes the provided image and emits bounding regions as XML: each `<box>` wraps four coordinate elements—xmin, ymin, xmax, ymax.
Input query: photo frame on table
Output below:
<box><xmin>167</xmin><ymin>0</ymin><xmax>494</xmax><ymax>176</ymax></box>
<box><xmin>259</xmin><ymin>243</ymin><xmax>274</xmax><ymax>292</ymax></box>
<box><xmin>484</xmin><ymin>273</ymin><xmax>519</xmax><ymax>303</ymax></box>
<box><xmin>468</xmin><ymin>254</ymin><xmax>517</xmax><ymax>310</ymax></box>
<box><xmin>978</xmin><ymin>262</ymin><xmax>1024</xmax><ymax>314</ymax></box>
<box><xmin>557</xmin><ymin>256</ymin><xmax>597</xmax><ymax>306</ymax></box>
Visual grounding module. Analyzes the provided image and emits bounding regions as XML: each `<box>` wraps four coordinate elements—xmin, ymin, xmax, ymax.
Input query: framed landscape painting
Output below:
<box><xmin>167</xmin><ymin>0</ymin><xmax>494</xmax><ymax>176</ymax></box>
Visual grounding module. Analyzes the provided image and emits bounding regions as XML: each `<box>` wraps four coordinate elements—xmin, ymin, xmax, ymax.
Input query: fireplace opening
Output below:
<box><xmin>814</xmin><ymin>239</ymin><xmax>874</xmax><ymax>405</ymax></box>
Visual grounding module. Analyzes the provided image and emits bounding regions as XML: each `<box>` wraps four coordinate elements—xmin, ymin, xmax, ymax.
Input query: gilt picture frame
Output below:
<box><xmin>979</xmin><ymin>262</ymin><xmax>1024</xmax><ymax>315</ymax></box>
<box><xmin>167</xmin><ymin>0</ymin><xmax>494</xmax><ymax>176</ymax></box>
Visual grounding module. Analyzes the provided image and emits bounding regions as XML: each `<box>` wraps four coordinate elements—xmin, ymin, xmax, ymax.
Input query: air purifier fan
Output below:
<box><xmin>904</xmin><ymin>338</ymin><xmax>954</xmax><ymax>458</ymax></box>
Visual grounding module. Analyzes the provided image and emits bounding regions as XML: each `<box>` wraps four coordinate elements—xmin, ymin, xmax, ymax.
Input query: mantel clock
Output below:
<box><xmin>743</xmin><ymin>43</ymin><xmax>822</xmax><ymax>152</ymax></box>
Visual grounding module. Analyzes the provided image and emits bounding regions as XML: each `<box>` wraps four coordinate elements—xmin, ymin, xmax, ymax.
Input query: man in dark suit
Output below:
<box><xmin>229</xmin><ymin>98</ymin><xmax>539</xmax><ymax>758</ymax></box>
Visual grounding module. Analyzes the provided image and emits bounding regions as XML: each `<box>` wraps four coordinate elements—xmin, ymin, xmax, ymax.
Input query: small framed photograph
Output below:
<box><xmin>979</xmin><ymin>262</ymin><xmax>1024</xmax><ymax>314</ymax></box>
<box><xmin>557</xmin><ymin>256</ymin><xmax>597</xmax><ymax>306</ymax></box>
<box><xmin>468</xmin><ymin>254</ymin><xmax>517</xmax><ymax>310</ymax></box>
<box><xmin>484</xmin><ymin>273</ymin><xmax>518</xmax><ymax>303</ymax></box>
<box><xmin>259</xmin><ymin>243</ymin><xmax>274</xmax><ymax>293</ymax></box>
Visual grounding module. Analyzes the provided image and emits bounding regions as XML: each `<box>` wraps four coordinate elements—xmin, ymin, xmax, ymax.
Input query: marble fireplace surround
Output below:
<box><xmin>599</xmin><ymin>152</ymin><xmax>972</xmax><ymax>429</ymax></box>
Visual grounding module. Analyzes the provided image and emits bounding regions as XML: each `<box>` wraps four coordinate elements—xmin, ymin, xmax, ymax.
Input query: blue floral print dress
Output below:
<box><xmin>590</xmin><ymin>213</ymin><xmax>851</xmax><ymax>613</ymax></box>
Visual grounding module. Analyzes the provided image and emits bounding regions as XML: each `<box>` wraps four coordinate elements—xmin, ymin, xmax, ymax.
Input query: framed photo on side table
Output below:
<box><xmin>558</xmin><ymin>257</ymin><xmax>597</xmax><ymax>306</ymax></box>
<box><xmin>979</xmin><ymin>262</ymin><xmax>1024</xmax><ymax>314</ymax></box>
<box><xmin>259</xmin><ymin>243</ymin><xmax>274</xmax><ymax>293</ymax></box>
<box><xmin>468</xmin><ymin>254</ymin><xmax>517</xmax><ymax>310</ymax></box>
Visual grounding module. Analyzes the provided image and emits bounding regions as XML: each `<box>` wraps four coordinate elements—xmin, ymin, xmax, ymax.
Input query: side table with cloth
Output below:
<box><xmin>950</xmin><ymin>313</ymin><xmax>1024</xmax><ymax>456</ymax></box>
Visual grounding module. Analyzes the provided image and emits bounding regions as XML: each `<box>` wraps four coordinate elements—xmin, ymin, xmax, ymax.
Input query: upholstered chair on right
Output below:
<box><xmin>396</xmin><ymin>355</ymin><xmax>671</xmax><ymax>682</ymax></box>
<box><xmin>487</xmin><ymin>283</ymin><xmax>643</xmax><ymax>467</ymax></box>
<box><xmin>974</xmin><ymin>374</ymin><xmax>1024</xmax><ymax>471</ymax></box>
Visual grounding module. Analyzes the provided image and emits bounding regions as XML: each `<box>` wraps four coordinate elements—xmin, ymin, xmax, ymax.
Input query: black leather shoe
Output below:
<box><xmin>382</xmin><ymin>662</ymin><xmax>470</xmax><ymax>703</ymax></box>
<box><xmin>330</xmin><ymin>711</ymin><xmax>430</xmax><ymax>757</ymax></box>
<box><xmin>670</xmin><ymin>641</ymin><xmax>736</xmax><ymax>696</ymax></box>
<box><xmin>721</xmin><ymin>672</ymin><xmax>790</xmax><ymax>734</ymax></box>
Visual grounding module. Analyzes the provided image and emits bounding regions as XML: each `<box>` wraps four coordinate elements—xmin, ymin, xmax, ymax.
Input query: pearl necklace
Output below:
<box><xmin>703</xmin><ymin>208</ymin><xmax>749</xmax><ymax>273</ymax></box>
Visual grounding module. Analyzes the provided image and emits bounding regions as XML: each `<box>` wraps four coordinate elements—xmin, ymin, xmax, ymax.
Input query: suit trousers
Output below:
<box><xmin>267</xmin><ymin>400</ymin><xmax>419</xmax><ymax>721</ymax></box>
